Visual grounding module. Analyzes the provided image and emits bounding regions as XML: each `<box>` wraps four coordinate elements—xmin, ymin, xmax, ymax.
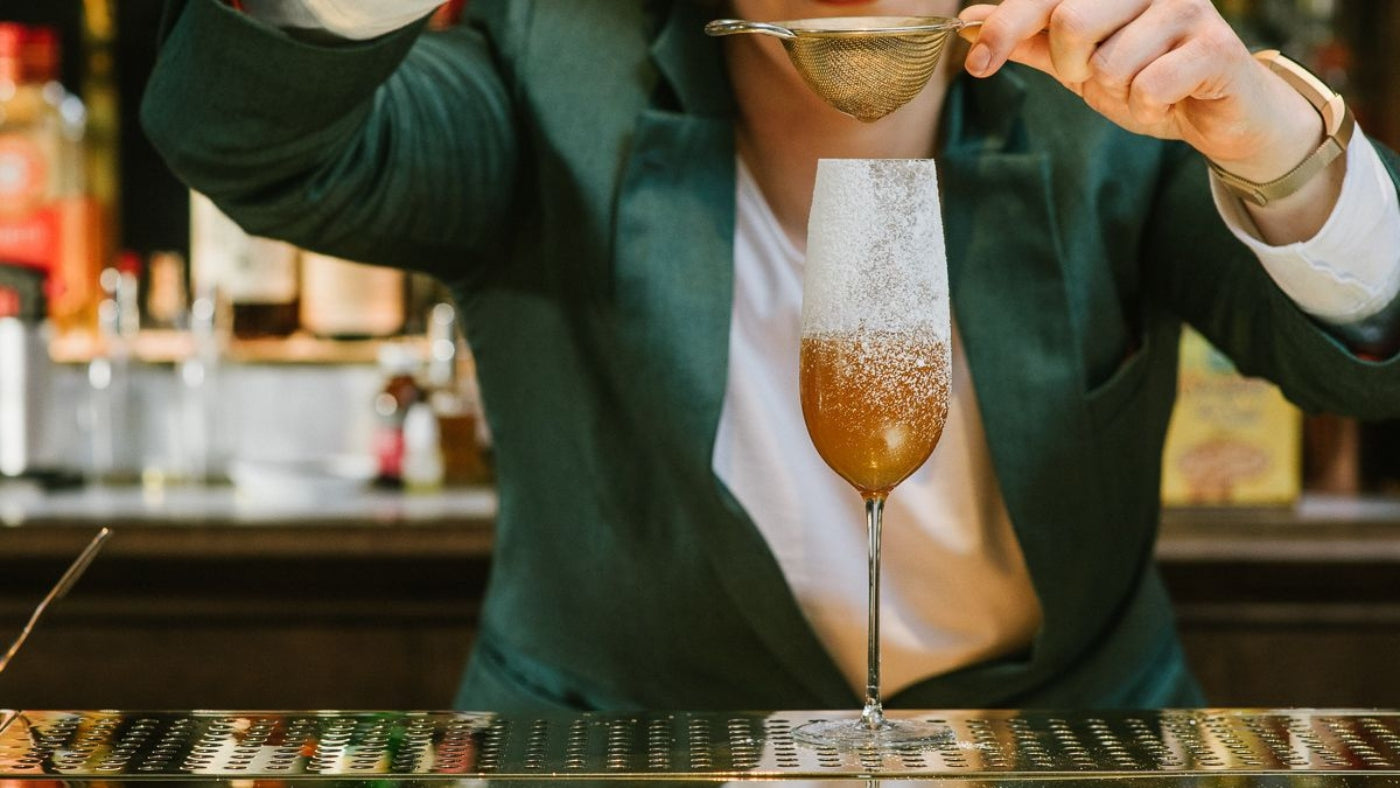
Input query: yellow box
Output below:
<box><xmin>1160</xmin><ymin>327</ymin><xmax>1302</xmax><ymax>507</ymax></box>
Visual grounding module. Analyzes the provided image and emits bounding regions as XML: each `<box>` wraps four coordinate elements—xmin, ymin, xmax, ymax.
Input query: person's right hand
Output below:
<box><xmin>958</xmin><ymin>0</ymin><xmax>1321</xmax><ymax>185</ymax></box>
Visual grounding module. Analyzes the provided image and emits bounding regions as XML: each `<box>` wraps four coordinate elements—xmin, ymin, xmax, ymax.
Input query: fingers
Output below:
<box><xmin>1076</xmin><ymin>1</ymin><xmax>1203</xmax><ymax>115</ymax></box>
<box><xmin>1121</xmin><ymin>36</ymin><xmax>1236</xmax><ymax>128</ymax></box>
<box><xmin>1086</xmin><ymin>5</ymin><xmax>1183</xmax><ymax>97</ymax></box>
<box><xmin>964</xmin><ymin>0</ymin><xmax>1153</xmax><ymax>82</ymax></box>
<box><xmin>966</xmin><ymin>0</ymin><xmax>1281</xmax><ymax>163</ymax></box>
<box><xmin>1046</xmin><ymin>0</ymin><xmax>1153</xmax><ymax>85</ymax></box>
<box><xmin>962</xmin><ymin>0</ymin><xmax>1191</xmax><ymax>89</ymax></box>
<box><xmin>960</xmin><ymin>1</ymin><xmax>1055</xmax><ymax>79</ymax></box>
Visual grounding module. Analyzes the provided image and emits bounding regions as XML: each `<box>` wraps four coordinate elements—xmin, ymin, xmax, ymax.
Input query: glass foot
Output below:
<box><xmin>792</xmin><ymin>716</ymin><xmax>954</xmax><ymax>751</ymax></box>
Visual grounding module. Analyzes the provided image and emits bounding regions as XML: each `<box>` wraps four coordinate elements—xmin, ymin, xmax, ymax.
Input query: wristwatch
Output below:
<box><xmin>1207</xmin><ymin>49</ymin><xmax>1355</xmax><ymax>208</ymax></box>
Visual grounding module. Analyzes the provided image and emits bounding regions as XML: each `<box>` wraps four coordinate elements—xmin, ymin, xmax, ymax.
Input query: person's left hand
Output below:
<box><xmin>958</xmin><ymin>0</ymin><xmax>1322</xmax><ymax>186</ymax></box>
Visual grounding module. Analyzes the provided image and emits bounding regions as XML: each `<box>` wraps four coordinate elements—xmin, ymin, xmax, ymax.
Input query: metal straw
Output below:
<box><xmin>0</xmin><ymin>527</ymin><xmax>111</xmax><ymax>675</ymax></box>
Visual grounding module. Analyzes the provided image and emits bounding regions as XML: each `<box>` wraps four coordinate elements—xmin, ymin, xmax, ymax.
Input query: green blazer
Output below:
<box><xmin>142</xmin><ymin>0</ymin><xmax>1400</xmax><ymax>712</ymax></box>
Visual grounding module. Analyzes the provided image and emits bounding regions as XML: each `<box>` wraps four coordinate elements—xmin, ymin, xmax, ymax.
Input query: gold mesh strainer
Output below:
<box><xmin>705</xmin><ymin>16</ymin><xmax>979</xmax><ymax>122</ymax></box>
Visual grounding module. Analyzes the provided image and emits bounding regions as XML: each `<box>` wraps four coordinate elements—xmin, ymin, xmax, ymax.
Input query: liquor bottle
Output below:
<box><xmin>0</xmin><ymin>264</ymin><xmax>55</xmax><ymax>479</ymax></box>
<box><xmin>110</xmin><ymin>249</ymin><xmax>141</xmax><ymax>339</ymax></box>
<box><xmin>401</xmin><ymin>402</ymin><xmax>444</xmax><ymax>493</ymax></box>
<box><xmin>400</xmin><ymin>271</ymin><xmax>450</xmax><ymax>336</ymax></box>
<box><xmin>80</xmin><ymin>0</ymin><xmax>121</xmax><ymax>285</ymax></box>
<box><xmin>299</xmin><ymin>251</ymin><xmax>404</xmax><ymax>339</ymax></box>
<box><xmin>373</xmin><ymin>342</ymin><xmax>425</xmax><ymax>487</ymax></box>
<box><xmin>0</xmin><ymin>24</ymin><xmax>98</xmax><ymax>339</ymax></box>
<box><xmin>144</xmin><ymin>250</ymin><xmax>189</xmax><ymax>331</ymax></box>
<box><xmin>87</xmin><ymin>253</ymin><xmax>137</xmax><ymax>483</ymax></box>
<box><xmin>27</xmin><ymin>26</ymin><xmax>102</xmax><ymax>341</ymax></box>
<box><xmin>422</xmin><ymin>302</ymin><xmax>492</xmax><ymax>485</ymax></box>
<box><xmin>189</xmin><ymin>191</ymin><xmax>300</xmax><ymax>339</ymax></box>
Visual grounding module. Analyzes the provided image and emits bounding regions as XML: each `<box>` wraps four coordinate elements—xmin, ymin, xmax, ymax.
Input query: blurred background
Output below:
<box><xmin>0</xmin><ymin>0</ymin><xmax>1397</xmax><ymax>712</ymax></box>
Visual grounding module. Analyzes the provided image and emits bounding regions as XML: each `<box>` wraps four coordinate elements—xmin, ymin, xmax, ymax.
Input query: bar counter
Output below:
<box><xmin>1</xmin><ymin>708</ymin><xmax>1400</xmax><ymax>785</ymax></box>
<box><xmin>1</xmin><ymin>485</ymin><xmax>1399</xmax><ymax>710</ymax></box>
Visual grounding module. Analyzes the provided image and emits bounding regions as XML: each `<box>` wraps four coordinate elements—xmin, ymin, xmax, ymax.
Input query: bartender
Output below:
<box><xmin>141</xmin><ymin>0</ymin><xmax>1400</xmax><ymax>712</ymax></box>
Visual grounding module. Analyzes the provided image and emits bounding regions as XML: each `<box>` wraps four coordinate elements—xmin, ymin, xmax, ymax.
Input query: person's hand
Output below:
<box><xmin>958</xmin><ymin>0</ymin><xmax>1324</xmax><ymax>187</ymax></box>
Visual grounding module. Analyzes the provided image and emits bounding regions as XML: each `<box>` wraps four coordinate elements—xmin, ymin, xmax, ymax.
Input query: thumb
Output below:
<box><xmin>959</xmin><ymin>3</ymin><xmax>1060</xmax><ymax>82</ymax></box>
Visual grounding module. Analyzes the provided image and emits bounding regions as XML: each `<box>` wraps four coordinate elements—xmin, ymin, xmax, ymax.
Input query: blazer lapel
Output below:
<box><xmin>937</xmin><ymin>71</ymin><xmax>1101</xmax><ymax>671</ymax></box>
<box><xmin>611</xmin><ymin>0</ymin><xmax>853</xmax><ymax>707</ymax></box>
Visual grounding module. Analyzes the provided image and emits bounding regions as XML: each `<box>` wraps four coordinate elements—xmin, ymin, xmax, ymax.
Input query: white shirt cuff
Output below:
<box><xmin>238</xmin><ymin>0</ymin><xmax>442</xmax><ymax>40</ymax></box>
<box><xmin>1210</xmin><ymin>132</ymin><xmax>1400</xmax><ymax>325</ymax></box>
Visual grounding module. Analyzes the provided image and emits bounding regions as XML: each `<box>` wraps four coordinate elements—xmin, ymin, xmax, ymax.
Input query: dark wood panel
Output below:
<box><xmin>1180</xmin><ymin>626</ymin><xmax>1400</xmax><ymax>708</ymax></box>
<box><xmin>1164</xmin><ymin>555</ymin><xmax>1400</xmax><ymax>708</ymax></box>
<box><xmin>5</xmin><ymin>507</ymin><xmax>1400</xmax><ymax>711</ymax></box>
<box><xmin>0</xmin><ymin>535</ymin><xmax>489</xmax><ymax>709</ymax></box>
<box><xmin>0</xmin><ymin>623</ymin><xmax>476</xmax><ymax>710</ymax></box>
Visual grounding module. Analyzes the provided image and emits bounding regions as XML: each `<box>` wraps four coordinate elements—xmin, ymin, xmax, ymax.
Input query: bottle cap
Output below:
<box><xmin>115</xmin><ymin>250</ymin><xmax>144</xmax><ymax>276</ymax></box>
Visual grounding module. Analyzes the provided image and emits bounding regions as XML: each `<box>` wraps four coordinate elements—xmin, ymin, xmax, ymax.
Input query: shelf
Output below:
<box><xmin>49</xmin><ymin>330</ymin><xmax>427</xmax><ymax>365</ymax></box>
<box><xmin>224</xmin><ymin>334</ymin><xmax>422</xmax><ymax>365</ymax></box>
<box><xmin>1158</xmin><ymin>493</ymin><xmax>1400</xmax><ymax>563</ymax></box>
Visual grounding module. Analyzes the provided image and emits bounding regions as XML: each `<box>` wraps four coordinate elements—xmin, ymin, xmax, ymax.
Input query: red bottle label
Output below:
<box><xmin>0</xmin><ymin>206</ymin><xmax>59</xmax><ymax>270</ymax></box>
<box><xmin>0</xmin><ymin>134</ymin><xmax>57</xmax><ymax>270</ymax></box>
<box><xmin>0</xmin><ymin>134</ymin><xmax>47</xmax><ymax>215</ymax></box>
<box><xmin>376</xmin><ymin>428</ymin><xmax>405</xmax><ymax>479</ymax></box>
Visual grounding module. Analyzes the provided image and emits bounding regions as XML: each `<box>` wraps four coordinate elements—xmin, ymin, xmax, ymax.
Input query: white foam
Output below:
<box><xmin>801</xmin><ymin>158</ymin><xmax>950</xmax><ymax>343</ymax></box>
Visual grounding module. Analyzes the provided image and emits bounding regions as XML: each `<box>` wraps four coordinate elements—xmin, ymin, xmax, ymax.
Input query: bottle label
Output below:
<box><xmin>0</xmin><ymin>134</ymin><xmax>58</xmax><ymax>269</ymax></box>
<box><xmin>191</xmin><ymin>193</ymin><xmax>299</xmax><ymax>304</ymax></box>
<box><xmin>0</xmin><ymin>206</ymin><xmax>59</xmax><ymax>270</ymax></box>
<box><xmin>375</xmin><ymin>427</ymin><xmax>405</xmax><ymax>480</ymax></box>
<box><xmin>0</xmin><ymin>134</ymin><xmax>48</xmax><ymax>217</ymax></box>
<box><xmin>300</xmin><ymin>252</ymin><xmax>404</xmax><ymax>337</ymax></box>
<box><xmin>232</xmin><ymin>237</ymin><xmax>299</xmax><ymax>303</ymax></box>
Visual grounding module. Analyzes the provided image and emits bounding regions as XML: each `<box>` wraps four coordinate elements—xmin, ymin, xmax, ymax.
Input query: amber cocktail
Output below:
<box><xmin>795</xmin><ymin>158</ymin><xmax>951</xmax><ymax>749</ymax></box>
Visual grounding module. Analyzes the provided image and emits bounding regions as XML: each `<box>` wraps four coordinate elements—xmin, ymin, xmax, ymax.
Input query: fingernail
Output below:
<box><xmin>967</xmin><ymin>44</ymin><xmax>991</xmax><ymax>76</ymax></box>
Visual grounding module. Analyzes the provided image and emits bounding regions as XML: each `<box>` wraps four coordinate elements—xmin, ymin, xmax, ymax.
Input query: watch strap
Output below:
<box><xmin>1208</xmin><ymin>50</ymin><xmax>1355</xmax><ymax>208</ymax></box>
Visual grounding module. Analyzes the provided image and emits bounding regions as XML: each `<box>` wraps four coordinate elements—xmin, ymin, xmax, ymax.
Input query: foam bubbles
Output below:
<box><xmin>801</xmin><ymin>158</ymin><xmax>950</xmax><ymax>342</ymax></box>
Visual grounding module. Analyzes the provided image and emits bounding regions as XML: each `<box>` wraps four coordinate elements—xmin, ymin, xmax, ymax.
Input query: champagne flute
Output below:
<box><xmin>794</xmin><ymin>158</ymin><xmax>952</xmax><ymax>749</ymax></box>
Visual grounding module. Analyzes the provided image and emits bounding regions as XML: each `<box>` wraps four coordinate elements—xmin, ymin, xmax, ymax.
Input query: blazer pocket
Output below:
<box><xmin>1085</xmin><ymin>332</ymin><xmax>1155</xmax><ymax>430</ymax></box>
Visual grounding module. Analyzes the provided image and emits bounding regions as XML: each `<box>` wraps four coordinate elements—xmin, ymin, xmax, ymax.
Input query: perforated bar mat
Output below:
<box><xmin>1</xmin><ymin>710</ymin><xmax>1399</xmax><ymax>779</ymax></box>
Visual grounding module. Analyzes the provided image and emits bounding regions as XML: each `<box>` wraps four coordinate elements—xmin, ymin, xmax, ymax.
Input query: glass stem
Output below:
<box><xmin>861</xmin><ymin>492</ymin><xmax>887</xmax><ymax>731</ymax></box>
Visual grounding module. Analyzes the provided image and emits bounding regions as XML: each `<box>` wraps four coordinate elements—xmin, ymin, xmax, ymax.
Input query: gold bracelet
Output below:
<box><xmin>1207</xmin><ymin>49</ymin><xmax>1355</xmax><ymax>208</ymax></box>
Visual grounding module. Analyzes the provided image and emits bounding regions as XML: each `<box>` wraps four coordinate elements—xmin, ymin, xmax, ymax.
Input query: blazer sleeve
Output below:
<box><xmin>1141</xmin><ymin>135</ymin><xmax>1400</xmax><ymax>420</ymax></box>
<box><xmin>139</xmin><ymin>0</ymin><xmax>519</xmax><ymax>276</ymax></box>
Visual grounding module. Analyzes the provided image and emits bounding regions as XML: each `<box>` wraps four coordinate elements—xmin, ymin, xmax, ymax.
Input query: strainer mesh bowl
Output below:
<box><xmin>783</xmin><ymin>28</ymin><xmax>954</xmax><ymax>121</ymax></box>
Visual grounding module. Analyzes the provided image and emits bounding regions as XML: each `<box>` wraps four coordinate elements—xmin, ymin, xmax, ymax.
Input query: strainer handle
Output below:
<box><xmin>704</xmin><ymin>19</ymin><xmax>797</xmax><ymax>40</ymax></box>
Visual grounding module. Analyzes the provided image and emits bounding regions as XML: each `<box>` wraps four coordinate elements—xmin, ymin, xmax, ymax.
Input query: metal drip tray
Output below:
<box><xmin>1</xmin><ymin>709</ymin><xmax>1399</xmax><ymax>781</ymax></box>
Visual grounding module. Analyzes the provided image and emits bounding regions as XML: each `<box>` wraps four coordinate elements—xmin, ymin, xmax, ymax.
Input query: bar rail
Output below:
<box><xmin>1</xmin><ymin>708</ymin><xmax>1399</xmax><ymax>781</ymax></box>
